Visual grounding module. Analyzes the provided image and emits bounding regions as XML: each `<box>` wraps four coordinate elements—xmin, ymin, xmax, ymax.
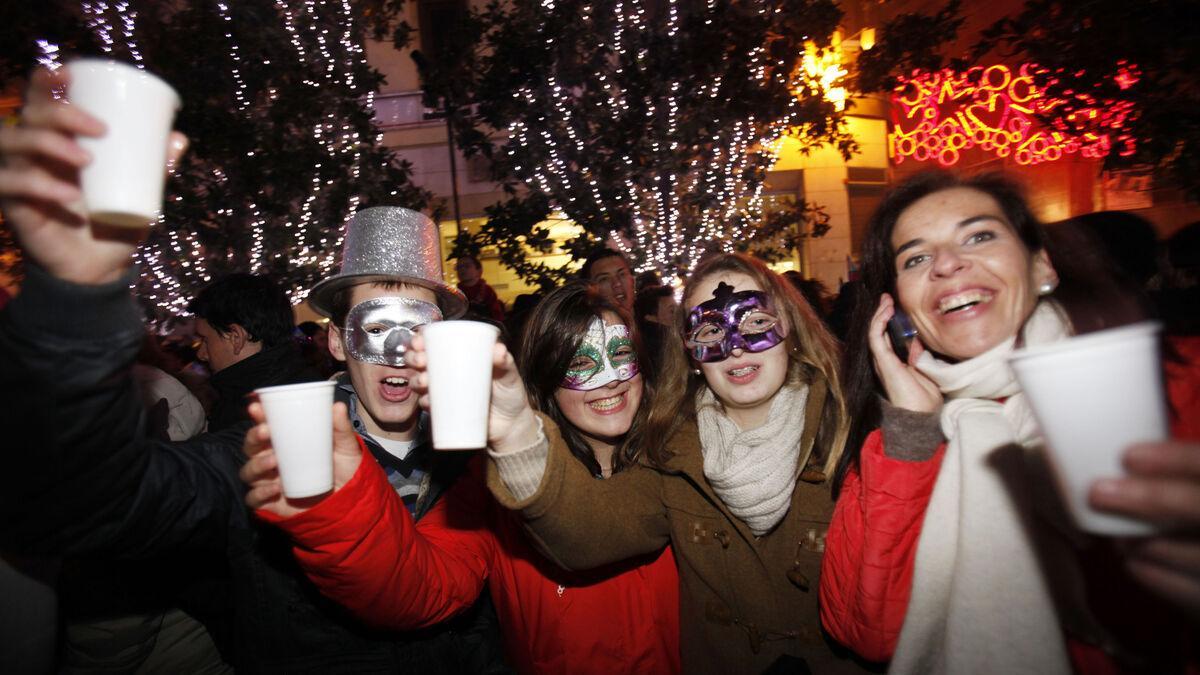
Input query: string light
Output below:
<box><xmin>56</xmin><ymin>0</ymin><xmax>385</xmax><ymax>318</ymax></box>
<box><xmin>890</xmin><ymin>63</ymin><xmax>1138</xmax><ymax>167</ymax></box>
<box><xmin>503</xmin><ymin>0</ymin><xmax>841</xmax><ymax>280</ymax></box>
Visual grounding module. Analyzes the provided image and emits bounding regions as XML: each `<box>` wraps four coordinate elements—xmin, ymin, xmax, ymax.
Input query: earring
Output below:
<box><xmin>1038</xmin><ymin>281</ymin><xmax>1057</xmax><ymax>295</ymax></box>
<box><xmin>691</xmin><ymin>368</ymin><xmax>702</xmax><ymax>375</ymax></box>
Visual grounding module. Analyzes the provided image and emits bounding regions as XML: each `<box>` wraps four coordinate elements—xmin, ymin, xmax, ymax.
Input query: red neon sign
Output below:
<box><xmin>889</xmin><ymin>63</ymin><xmax>1137</xmax><ymax>167</ymax></box>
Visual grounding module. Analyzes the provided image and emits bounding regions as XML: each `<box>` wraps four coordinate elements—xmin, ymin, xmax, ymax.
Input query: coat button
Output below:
<box><xmin>713</xmin><ymin>529</ymin><xmax>731</xmax><ymax>548</ymax></box>
<box><xmin>787</xmin><ymin>566</ymin><xmax>811</xmax><ymax>591</ymax></box>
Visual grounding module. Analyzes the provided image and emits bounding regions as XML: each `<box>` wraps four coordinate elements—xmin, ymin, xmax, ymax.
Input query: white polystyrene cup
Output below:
<box><xmin>1009</xmin><ymin>321</ymin><xmax>1167</xmax><ymax>536</ymax></box>
<box><xmin>66</xmin><ymin>59</ymin><xmax>181</xmax><ymax>228</ymax></box>
<box><xmin>423</xmin><ymin>321</ymin><xmax>500</xmax><ymax>449</ymax></box>
<box><xmin>254</xmin><ymin>381</ymin><xmax>337</xmax><ymax>498</ymax></box>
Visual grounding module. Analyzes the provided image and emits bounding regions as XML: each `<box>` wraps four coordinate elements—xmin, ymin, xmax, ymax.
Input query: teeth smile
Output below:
<box><xmin>383</xmin><ymin>377</ymin><xmax>408</xmax><ymax>386</ymax></box>
<box><xmin>588</xmin><ymin>395</ymin><xmax>623</xmax><ymax>411</ymax></box>
<box><xmin>938</xmin><ymin>290</ymin><xmax>993</xmax><ymax>314</ymax></box>
<box><xmin>729</xmin><ymin>366</ymin><xmax>757</xmax><ymax>377</ymax></box>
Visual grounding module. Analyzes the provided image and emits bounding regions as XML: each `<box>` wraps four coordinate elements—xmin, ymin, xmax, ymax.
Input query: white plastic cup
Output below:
<box><xmin>1009</xmin><ymin>321</ymin><xmax>1167</xmax><ymax>536</ymax></box>
<box><xmin>66</xmin><ymin>59</ymin><xmax>181</xmax><ymax>228</ymax></box>
<box><xmin>423</xmin><ymin>321</ymin><xmax>500</xmax><ymax>449</ymax></box>
<box><xmin>254</xmin><ymin>381</ymin><xmax>337</xmax><ymax>498</ymax></box>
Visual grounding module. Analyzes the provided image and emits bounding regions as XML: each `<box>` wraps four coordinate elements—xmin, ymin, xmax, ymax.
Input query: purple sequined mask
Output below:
<box><xmin>684</xmin><ymin>282</ymin><xmax>784</xmax><ymax>363</ymax></box>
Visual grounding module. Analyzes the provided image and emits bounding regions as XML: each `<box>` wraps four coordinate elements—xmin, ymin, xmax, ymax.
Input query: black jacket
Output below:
<box><xmin>206</xmin><ymin>340</ymin><xmax>322</xmax><ymax>432</ymax></box>
<box><xmin>0</xmin><ymin>265</ymin><xmax>509</xmax><ymax>674</ymax></box>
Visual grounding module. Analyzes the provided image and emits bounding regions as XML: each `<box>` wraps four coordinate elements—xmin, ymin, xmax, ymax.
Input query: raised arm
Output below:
<box><xmin>399</xmin><ymin>328</ymin><xmax>671</xmax><ymax>571</ymax></box>
<box><xmin>484</xmin><ymin>414</ymin><xmax>672</xmax><ymax>571</ymax></box>
<box><xmin>284</xmin><ymin>458</ymin><xmax>495</xmax><ymax>629</ymax></box>
<box><xmin>0</xmin><ymin>67</ymin><xmax>241</xmax><ymax>558</ymax></box>
<box><xmin>241</xmin><ymin>402</ymin><xmax>497</xmax><ymax>630</ymax></box>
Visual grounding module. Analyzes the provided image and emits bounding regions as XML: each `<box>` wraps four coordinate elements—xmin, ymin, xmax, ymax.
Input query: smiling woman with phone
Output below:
<box><xmin>819</xmin><ymin>170</ymin><xmax>1200</xmax><ymax>674</ymax></box>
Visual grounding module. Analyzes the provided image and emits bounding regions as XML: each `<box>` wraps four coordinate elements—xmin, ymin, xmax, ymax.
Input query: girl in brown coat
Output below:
<box><xmin>406</xmin><ymin>253</ymin><xmax>869</xmax><ymax>674</ymax></box>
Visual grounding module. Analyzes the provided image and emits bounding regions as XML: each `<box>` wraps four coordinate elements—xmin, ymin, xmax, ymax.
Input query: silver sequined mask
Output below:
<box><xmin>344</xmin><ymin>297</ymin><xmax>442</xmax><ymax>366</ymax></box>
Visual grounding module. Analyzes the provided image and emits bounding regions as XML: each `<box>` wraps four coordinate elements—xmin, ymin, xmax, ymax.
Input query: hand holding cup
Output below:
<box><xmin>0</xmin><ymin>65</ymin><xmax>187</xmax><ymax>285</ymax></box>
<box><xmin>240</xmin><ymin>398</ymin><xmax>364</xmax><ymax>517</ymax></box>
<box><xmin>1009</xmin><ymin>321</ymin><xmax>1168</xmax><ymax>536</ymax></box>
<box><xmin>406</xmin><ymin>329</ymin><xmax>541</xmax><ymax>453</ymax></box>
<box><xmin>1089</xmin><ymin>440</ymin><xmax>1200</xmax><ymax>617</ymax></box>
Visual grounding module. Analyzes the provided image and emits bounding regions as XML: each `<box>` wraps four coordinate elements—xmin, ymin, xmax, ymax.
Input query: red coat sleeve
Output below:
<box><xmin>819</xmin><ymin>429</ymin><xmax>946</xmax><ymax>662</ymax></box>
<box><xmin>260</xmin><ymin>446</ymin><xmax>497</xmax><ymax>630</ymax></box>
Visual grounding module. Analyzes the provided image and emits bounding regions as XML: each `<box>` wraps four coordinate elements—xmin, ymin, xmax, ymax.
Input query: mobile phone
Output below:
<box><xmin>886</xmin><ymin>310</ymin><xmax>918</xmax><ymax>363</ymax></box>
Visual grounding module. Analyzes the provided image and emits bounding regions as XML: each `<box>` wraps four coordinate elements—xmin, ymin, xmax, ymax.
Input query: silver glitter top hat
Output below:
<box><xmin>308</xmin><ymin>207</ymin><xmax>467</xmax><ymax>319</ymax></box>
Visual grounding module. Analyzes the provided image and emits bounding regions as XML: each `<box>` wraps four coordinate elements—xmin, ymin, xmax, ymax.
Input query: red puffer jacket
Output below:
<box><xmin>820</xmin><ymin>349</ymin><xmax>1200</xmax><ymax>669</ymax></box>
<box><xmin>818</xmin><ymin>430</ymin><xmax>945</xmax><ymax>662</ymax></box>
<box><xmin>263</xmin><ymin>451</ymin><xmax>680</xmax><ymax>675</ymax></box>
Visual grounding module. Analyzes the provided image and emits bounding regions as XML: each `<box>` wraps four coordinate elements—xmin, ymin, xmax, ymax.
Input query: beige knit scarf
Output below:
<box><xmin>888</xmin><ymin>302</ymin><xmax>1073</xmax><ymax>675</ymax></box>
<box><xmin>696</xmin><ymin>384</ymin><xmax>809</xmax><ymax>536</ymax></box>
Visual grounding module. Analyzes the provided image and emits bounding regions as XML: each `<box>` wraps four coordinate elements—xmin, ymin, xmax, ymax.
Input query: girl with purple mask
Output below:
<box><xmin>425</xmin><ymin>253</ymin><xmax>863</xmax><ymax>674</ymax></box>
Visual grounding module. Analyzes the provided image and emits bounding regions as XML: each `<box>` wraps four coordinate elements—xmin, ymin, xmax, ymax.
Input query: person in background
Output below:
<box><xmin>240</xmin><ymin>282</ymin><xmax>681</xmax><ymax>674</ymax></box>
<box><xmin>826</xmin><ymin>280</ymin><xmax>865</xmax><ymax>344</ymax></box>
<box><xmin>296</xmin><ymin>320</ymin><xmax>337</xmax><ymax>379</ymax></box>
<box><xmin>633</xmin><ymin>284</ymin><xmax>676</xmax><ymax>375</ymax></box>
<box><xmin>504</xmin><ymin>292</ymin><xmax>545</xmax><ymax>363</ymax></box>
<box><xmin>821</xmin><ymin>170</ymin><xmax>1200</xmax><ymax>674</ymax></box>
<box><xmin>189</xmin><ymin>273</ymin><xmax>321</xmax><ymax>431</ymax></box>
<box><xmin>455</xmin><ymin>254</ymin><xmax>505</xmax><ymax>322</ymax></box>
<box><xmin>635</xmin><ymin>269</ymin><xmax>662</xmax><ymax>293</ymax></box>
<box><xmin>580</xmin><ymin>248</ymin><xmax>635</xmax><ymax>311</ymax></box>
<box><xmin>783</xmin><ymin>271</ymin><xmax>831</xmax><ymax>327</ymax></box>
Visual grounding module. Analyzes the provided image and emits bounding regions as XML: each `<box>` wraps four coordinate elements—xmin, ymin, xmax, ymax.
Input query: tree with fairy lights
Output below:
<box><xmin>0</xmin><ymin>0</ymin><xmax>426</xmax><ymax>321</ymax></box>
<box><xmin>422</xmin><ymin>0</ymin><xmax>855</xmax><ymax>287</ymax></box>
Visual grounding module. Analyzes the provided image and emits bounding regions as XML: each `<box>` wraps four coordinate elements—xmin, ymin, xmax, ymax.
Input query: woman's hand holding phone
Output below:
<box><xmin>868</xmin><ymin>293</ymin><xmax>942</xmax><ymax>413</ymax></box>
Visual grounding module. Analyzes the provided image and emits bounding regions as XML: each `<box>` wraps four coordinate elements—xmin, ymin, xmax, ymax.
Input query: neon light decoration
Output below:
<box><xmin>889</xmin><ymin>63</ymin><xmax>1137</xmax><ymax>167</ymax></box>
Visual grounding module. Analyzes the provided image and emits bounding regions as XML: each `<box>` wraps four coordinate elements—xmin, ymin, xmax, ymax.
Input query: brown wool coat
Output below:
<box><xmin>487</xmin><ymin>388</ymin><xmax>870</xmax><ymax>675</ymax></box>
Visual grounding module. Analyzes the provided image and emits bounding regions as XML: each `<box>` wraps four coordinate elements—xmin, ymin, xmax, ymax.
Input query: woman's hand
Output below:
<box><xmin>239</xmin><ymin>401</ymin><xmax>363</xmax><ymax>518</ymax></box>
<box><xmin>1090</xmin><ymin>440</ymin><xmax>1200</xmax><ymax>618</ymax></box>
<box><xmin>868</xmin><ymin>293</ymin><xmax>942</xmax><ymax>413</ymax></box>
<box><xmin>0</xmin><ymin>67</ymin><xmax>187</xmax><ymax>285</ymax></box>
<box><xmin>407</xmin><ymin>332</ymin><xmax>541</xmax><ymax>453</ymax></box>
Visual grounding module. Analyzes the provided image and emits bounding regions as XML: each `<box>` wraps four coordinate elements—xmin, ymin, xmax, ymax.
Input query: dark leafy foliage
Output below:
<box><xmin>0</xmin><ymin>0</ymin><xmax>428</xmax><ymax>321</ymax></box>
<box><xmin>428</xmin><ymin>0</ymin><xmax>852</xmax><ymax>286</ymax></box>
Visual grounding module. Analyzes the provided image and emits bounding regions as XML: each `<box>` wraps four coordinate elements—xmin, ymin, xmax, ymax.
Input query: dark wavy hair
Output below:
<box><xmin>188</xmin><ymin>273</ymin><xmax>293</xmax><ymax>348</ymax></box>
<box><xmin>833</xmin><ymin>169</ymin><xmax>1148</xmax><ymax>496</ymax></box>
<box><xmin>518</xmin><ymin>281</ymin><xmax>654</xmax><ymax>476</ymax></box>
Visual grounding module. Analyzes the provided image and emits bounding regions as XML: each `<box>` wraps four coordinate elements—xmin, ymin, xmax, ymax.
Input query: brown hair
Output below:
<box><xmin>643</xmin><ymin>253</ymin><xmax>850</xmax><ymax>475</ymax></box>
<box><xmin>517</xmin><ymin>281</ymin><xmax>656</xmax><ymax>476</ymax></box>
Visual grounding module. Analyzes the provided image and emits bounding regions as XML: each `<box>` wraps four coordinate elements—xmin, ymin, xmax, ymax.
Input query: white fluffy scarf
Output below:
<box><xmin>696</xmin><ymin>384</ymin><xmax>809</xmax><ymax>536</ymax></box>
<box><xmin>888</xmin><ymin>302</ymin><xmax>1074</xmax><ymax>675</ymax></box>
